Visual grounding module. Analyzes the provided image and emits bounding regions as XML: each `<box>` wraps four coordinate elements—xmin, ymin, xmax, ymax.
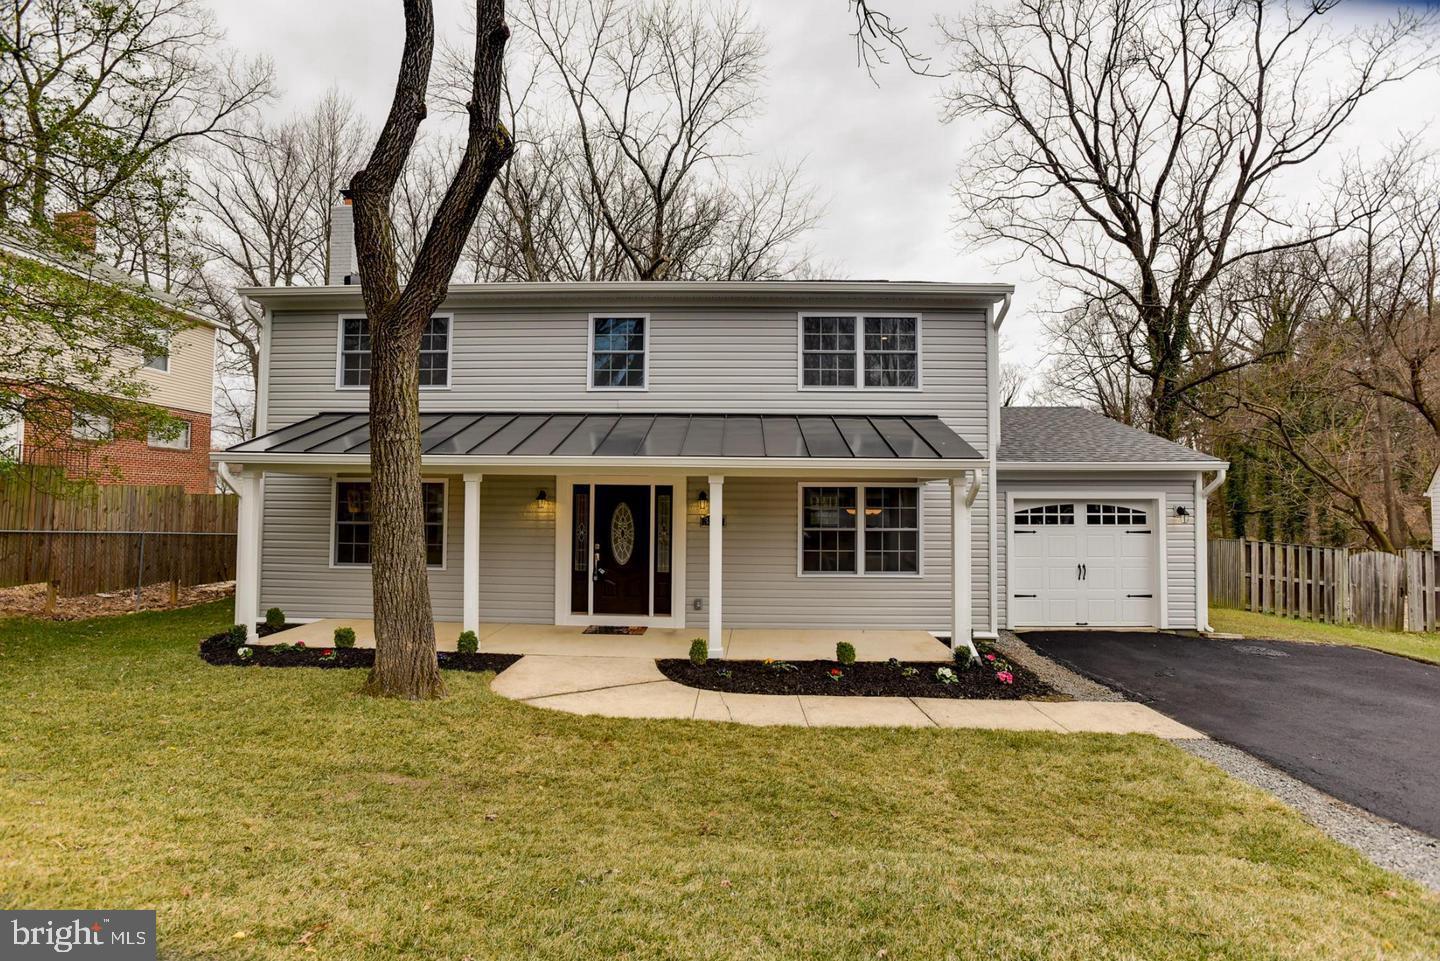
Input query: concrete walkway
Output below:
<box><xmin>490</xmin><ymin>655</ymin><xmax>1205</xmax><ymax>737</ymax></box>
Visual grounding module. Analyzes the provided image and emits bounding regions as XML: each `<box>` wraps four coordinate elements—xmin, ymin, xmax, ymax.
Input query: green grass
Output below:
<box><xmin>1</xmin><ymin>603</ymin><xmax>1437</xmax><ymax>960</ymax></box>
<box><xmin>1210</xmin><ymin>607</ymin><xmax>1440</xmax><ymax>664</ymax></box>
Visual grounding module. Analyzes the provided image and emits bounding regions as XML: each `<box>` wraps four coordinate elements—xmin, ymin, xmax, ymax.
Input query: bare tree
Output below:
<box><xmin>187</xmin><ymin>91</ymin><xmax>370</xmax><ymax>440</ymax></box>
<box><xmin>0</xmin><ymin>0</ymin><xmax>273</xmax><ymax>226</ymax></box>
<box><xmin>942</xmin><ymin>0</ymin><xmax>1439</xmax><ymax>438</ymax></box>
<box><xmin>349</xmin><ymin>0</ymin><xmax>514</xmax><ymax>699</ymax></box>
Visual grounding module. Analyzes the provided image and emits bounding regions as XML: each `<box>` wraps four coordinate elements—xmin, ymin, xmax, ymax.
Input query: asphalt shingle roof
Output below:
<box><xmin>999</xmin><ymin>407</ymin><xmax>1223</xmax><ymax>465</ymax></box>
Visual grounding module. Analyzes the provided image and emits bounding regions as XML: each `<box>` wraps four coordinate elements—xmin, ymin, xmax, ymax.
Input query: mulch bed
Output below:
<box><xmin>199</xmin><ymin>629</ymin><xmax>520</xmax><ymax>674</ymax></box>
<box><xmin>657</xmin><ymin>647</ymin><xmax>1060</xmax><ymax>700</ymax></box>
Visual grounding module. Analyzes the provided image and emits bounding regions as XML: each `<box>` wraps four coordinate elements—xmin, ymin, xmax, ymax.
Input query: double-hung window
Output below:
<box><xmin>800</xmin><ymin>314</ymin><xmax>919</xmax><ymax>389</ymax></box>
<box><xmin>590</xmin><ymin>316</ymin><xmax>647</xmax><ymax>389</ymax></box>
<box><xmin>334</xmin><ymin>479</ymin><xmax>447</xmax><ymax>568</ymax></box>
<box><xmin>147</xmin><ymin>421</ymin><xmax>192</xmax><ymax>450</ymax></box>
<box><xmin>338</xmin><ymin>315</ymin><xmax>451</xmax><ymax>388</ymax></box>
<box><xmin>800</xmin><ymin>484</ymin><xmax>920</xmax><ymax>575</ymax></box>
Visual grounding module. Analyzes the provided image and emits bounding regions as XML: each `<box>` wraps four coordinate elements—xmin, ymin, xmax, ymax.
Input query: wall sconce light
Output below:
<box><xmin>697</xmin><ymin>489</ymin><xmax>710</xmax><ymax>526</ymax></box>
<box><xmin>535</xmin><ymin>488</ymin><xmax>549</xmax><ymax>505</ymax></box>
<box><xmin>1174</xmin><ymin>504</ymin><xmax>1192</xmax><ymax>524</ymax></box>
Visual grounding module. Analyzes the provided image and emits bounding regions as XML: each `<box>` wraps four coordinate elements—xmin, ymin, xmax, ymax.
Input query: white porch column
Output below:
<box><xmin>707</xmin><ymin>475</ymin><xmax>724</xmax><ymax>658</ymax></box>
<box><xmin>232</xmin><ymin>465</ymin><xmax>262</xmax><ymax>632</ymax></box>
<box><xmin>950</xmin><ymin>473</ymin><xmax>979</xmax><ymax>661</ymax></box>
<box><xmin>463</xmin><ymin>472</ymin><xmax>483</xmax><ymax>638</ymax></box>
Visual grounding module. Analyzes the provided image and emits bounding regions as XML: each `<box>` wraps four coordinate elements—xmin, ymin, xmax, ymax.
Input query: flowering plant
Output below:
<box><xmin>996</xmin><ymin>670</ymin><xmax>1014</xmax><ymax>685</ymax></box>
<box><xmin>935</xmin><ymin>666</ymin><xmax>958</xmax><ymax>685</ymax></box>
<box><xmin>319</xmin><ymin>648</ymin><xmax>337</xmax><ymax>662</ymax></box>
<box><xmin>827</xmin><ymin>667</ymin><xmax>844</xmax><ymax>682</ymax></box>
<box><xmin>236</xmin><ymin>646</ymin><xmax>253</xmax><ymax>661</ymax></box>
<box><xmin>762</xmin><ymin>658</ymin><xmax>797</xmax><ymax>673</ymax></box>
<box><xmin>294</xmin><ymin>641</ymin><xmax>306</xmax><ymax>649</ymax></box>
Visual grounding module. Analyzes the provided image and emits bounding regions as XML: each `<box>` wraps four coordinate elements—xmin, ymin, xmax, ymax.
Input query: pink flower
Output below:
<box><xmin>984</xmin><ymin>653</ymin><xmax>996</xmax><ymax>662</ymax></box>
<box><xmin>828</xmin><ymin>668</ymin><xmax>843</xmax><ymax>677</ymax></box>
<box><xmin>996</xmin><ymin>671</ymin><xmax>1013</xmax><ymax>684</ymax></box>
<box><xmin>294</xmin><ymin>641</ymin><xmax>306</xmax><ymax>648</ymax></box>
<box><xmin>322</xmin><ymin>649</ymin><xmax>334</xmax><ymax>656</ymax></box>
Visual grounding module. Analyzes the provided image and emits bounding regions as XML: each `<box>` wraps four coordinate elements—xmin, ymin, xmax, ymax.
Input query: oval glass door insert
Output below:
<box><xmin>611</xmin><ymin>502</ymin><xmax>636</xmax><ymax>565</ymax></box>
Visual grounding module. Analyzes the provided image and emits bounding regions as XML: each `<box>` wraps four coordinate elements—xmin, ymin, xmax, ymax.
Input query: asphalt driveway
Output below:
<box><xmin>1023</xmin><ymin>631</ymin><xmax>1440</xmax><ymax>838</ymax></box>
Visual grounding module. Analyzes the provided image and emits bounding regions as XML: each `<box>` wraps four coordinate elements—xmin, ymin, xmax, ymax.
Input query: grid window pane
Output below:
<box><xmin>1086</xmin><ymin>503</ymin><xmax>1147</xmax><ymax>526</ymax></box>
<box><xmin>341</xmin><ymin>318</ymin><xmax>371</xmax><ymax>386</ymax></box>
<box><xmin>592</xmin><ymin>317</ymin><xmax>646</xmax><ymax>388</ymax></box>
<box><xmin>341</xmin><ymin>316</ymin><xmax>449</xmax><ymax>387</ymax></box>
<box><xmin>863</xmin><ymin>487</ymin><xmax>919</xmax><ymax>573</ymax></box>
<box><xmin>863</xmin><ymin>316</ymin><xmax>918</xmax><ymax>387</ymax></box>
<box><xmin>801</xmin><ymin>486</ymin><xmax>857</xmax><ymax>573</ymax></box>
<box><xmin>419</xmin><ymin>316</ymin><xmax>449</xmax><ymax>387</ymax></box>
<box><xmin>1014</xmin><ymin>503</ymin><xmax>1074</xmax><ymax>526</ymax></box>
<box><xmin>801</xmin><ymin>316</ymin><xmax>856</xmax><ymax>387</ymax></box>
<box><xmin>334</xmin><ymin>481</ymin><xmax>445</xmax><ymax>567</ymax></box>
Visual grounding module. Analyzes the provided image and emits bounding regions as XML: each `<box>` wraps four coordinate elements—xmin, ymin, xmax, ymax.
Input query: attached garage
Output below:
<box><xmin>1008</xmin><ymin>497</ymin><xmax>1159</xmax><ymax>628</ymax></box>
<box><xmin>996</xmin><ymin>408</ymin><xmax>1228</xmax><ymax>632</ymax></box>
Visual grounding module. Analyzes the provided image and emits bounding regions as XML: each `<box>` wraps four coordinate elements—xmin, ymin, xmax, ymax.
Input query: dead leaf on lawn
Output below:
<box><xmin>295</xmin><ymin>922</ymin><xmax>329</xmax><ymax>945</ymax></box>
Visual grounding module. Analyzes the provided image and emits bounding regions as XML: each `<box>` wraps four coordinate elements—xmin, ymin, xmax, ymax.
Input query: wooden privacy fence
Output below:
<box><xmin>0</xmin><ymin>468</ymin><xmax>237</xmax><ymax>605</ymax></box>
<box><xmin>1210</xmin><ymin>538</ymin><xmax>1440</xmax><ymax>632</ymax></box>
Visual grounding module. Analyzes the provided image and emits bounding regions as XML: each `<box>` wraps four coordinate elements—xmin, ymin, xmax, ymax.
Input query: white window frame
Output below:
<box><xmin>328</xmin><ymin>475</ymin><xmax>449</xmax><ymax>571</ymax></box>
<box><xmin>795</xmin><ymin>481</ymin><xmax>925</xmax><ymax>577</ymax></box>
<box><xmin>335</xmin><ymin>313</ymin><xmax>454</xmax><ymax>391</ymax></box>
<box><xmin>143</xmin><ymin>330</ymin><xmax>171</xmax><ymax>372</ymax></box>
<box><xmin>147</xmin><ymin>421</ymin><xmax>192</xmax><ymax>450</ymax></box>
<box><xmin>587</xmin><ymin>313</ymin><xmax>650</xmax><ymax>392</ymax></box>
<box><xmin>796</xmin><ymin>312</ymin><xmax>923</xmax><ymax>391</ymax></box>
<box><xmin>70</xmin><ymin>412</ymin><xmax>113</xmax><ymax>441</ymax></box>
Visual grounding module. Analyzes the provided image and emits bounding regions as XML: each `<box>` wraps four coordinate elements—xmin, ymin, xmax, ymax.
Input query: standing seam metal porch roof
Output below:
<box><xmin>225</xmin><ymin>412</ymin><xmax>984</xmax><ymax>461</ymax></box>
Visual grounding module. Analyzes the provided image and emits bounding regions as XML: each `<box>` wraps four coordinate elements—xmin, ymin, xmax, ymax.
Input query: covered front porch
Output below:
<box><xmin>261</xmin><ymin>618</ymin><xmax>955</xmax><ymax>662</ymax></box>
<box><xmin>220</xmin><ymin>411</ymin><xmax>987</xmax><ymax>659</ymax></box>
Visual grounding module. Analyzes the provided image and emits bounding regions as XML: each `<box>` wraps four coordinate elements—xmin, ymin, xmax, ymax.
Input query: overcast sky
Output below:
<box><xmin>212</xmin><ymin>0</ymin><xmax>1440</xmax><ymax>373</ymax></box>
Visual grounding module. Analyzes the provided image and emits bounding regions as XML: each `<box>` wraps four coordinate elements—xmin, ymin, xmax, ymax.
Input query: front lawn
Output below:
<box><xmin>1210</xmin><ymin>606</ymin><xmax>1440</xmax><ymax>665</ymax></box>
<box><xmin>2</xmin><ymin>603</ymin><xmax>1437</xmax><ymax>960</ymax></box>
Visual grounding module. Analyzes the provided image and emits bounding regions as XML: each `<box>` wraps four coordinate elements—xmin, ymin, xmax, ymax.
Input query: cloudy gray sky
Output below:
<box><xmin>213</xmin><ymin>0</ymin><xmax>1440</xmax><ymax>373</ymax></box>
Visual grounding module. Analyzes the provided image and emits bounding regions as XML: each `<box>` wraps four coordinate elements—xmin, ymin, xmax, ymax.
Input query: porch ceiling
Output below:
<box><xmin>264</xmin><ymin>620</ymin><xmax>954</xmax><ymax>662</ymax></box>
<box><xmin>218</xmin><ymin>411</ymin><xmax>984</xmax><ymax>475</ymax></box>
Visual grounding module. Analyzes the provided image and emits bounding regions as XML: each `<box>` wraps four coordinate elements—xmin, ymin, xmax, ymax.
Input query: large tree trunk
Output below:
<box><xmin>361</xmin><ymin>304</ymin><xmax>445</xmax><ymax>699</ymax></box>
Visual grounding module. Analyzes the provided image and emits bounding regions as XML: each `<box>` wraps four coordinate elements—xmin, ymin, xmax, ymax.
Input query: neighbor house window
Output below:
<box><xmin>590</xmin><ymin>316</ymin><xmax>646</xmax><ymax>389</ymax></box>
<box><xmin>143</xmin><ymin>331</ymin><xmax>170</xmax><ymax>371</ymax></box>
<box><xmin>334</xmin><ymin>480</ymin><xmax>446</xmax><ymax>567</ymax></box>
<box><xmin>338</xmin><ymin>315</ymin><xmax>450</xmax><ymax>388</ymax></box>
<box><xmin>800</xmin><ymin>484</ymin><xmax>920</xmax><ymax>575</ymax></box>
<box><xmin>147</xmin><ymin>421</ymin><xmax>192</xmax><ymax>450</ymax></box>
<box><xmin>800</xmin><ymin>315</ymin><xmax>919</xmax><ymax>388</ymax></box>
<box><xmin>70</xmin><ymin>413</ymin><xmax>112</xmax><ymax>441</ymax></box>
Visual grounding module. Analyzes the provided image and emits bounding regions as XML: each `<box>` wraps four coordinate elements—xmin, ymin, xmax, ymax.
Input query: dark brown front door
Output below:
<box><xmin>593</xmin><ymin>485</ymin><xmax>651</xmax><ymax>616</ymax></box>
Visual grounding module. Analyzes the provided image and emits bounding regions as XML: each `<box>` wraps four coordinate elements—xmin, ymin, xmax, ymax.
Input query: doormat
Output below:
<box><xmin>583</xmin><ymin>625</ymin><xmax>649</xmax><ymax>635</ymax></box>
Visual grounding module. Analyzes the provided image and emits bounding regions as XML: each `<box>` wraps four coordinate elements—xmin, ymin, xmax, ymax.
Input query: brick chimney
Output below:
<box><xmin>52</xmin><ymin>210</ymin><xmax>97</xmax><ymax>253</ymax></box>
<box><xmin>328</xmin><ymin>192</ymin><xmax>359</xmax><ymax>285</ymax></box>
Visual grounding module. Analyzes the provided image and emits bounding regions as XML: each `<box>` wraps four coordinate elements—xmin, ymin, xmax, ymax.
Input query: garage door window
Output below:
<box><xmin>1087</xmin><ymin>504</ymin><xmax>1147</xmax><ymax>525</ymax></box>
<box><xmin>1013</xmin><ymin>503</ymin><xmax>1073</xmax><ymax>526</ymax></box>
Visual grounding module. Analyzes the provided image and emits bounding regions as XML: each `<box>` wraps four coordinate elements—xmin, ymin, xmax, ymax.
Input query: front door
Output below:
<box><xmin>592</xmin><ymin>484</ymin><xmax>651</xmax><ymax>616</ymax></box>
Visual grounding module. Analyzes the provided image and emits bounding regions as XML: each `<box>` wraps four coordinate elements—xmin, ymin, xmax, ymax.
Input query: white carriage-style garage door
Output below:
<box><xmin>1009</xmin><ymin>499</ymin><xmax>1159</xmax><ymax>628</ymax></box>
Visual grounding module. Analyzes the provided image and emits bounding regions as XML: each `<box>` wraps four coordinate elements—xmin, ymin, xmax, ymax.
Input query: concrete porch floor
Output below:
<box><xmin>263</xmin><ymin>618</ymin><xmax>954</xmax><ymax>662</ymax></box>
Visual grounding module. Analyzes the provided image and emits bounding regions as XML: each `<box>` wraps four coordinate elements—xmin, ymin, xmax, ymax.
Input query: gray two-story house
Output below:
<box><xmin>216</xmin><ymin>204</ymin><xmax>1226</xmax><ymax>658</ymax></box>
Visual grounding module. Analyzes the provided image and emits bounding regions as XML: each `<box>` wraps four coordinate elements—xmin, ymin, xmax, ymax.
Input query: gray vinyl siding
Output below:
<box><xmin>995</xmin><ymin>471</ymin><xmax>1200</xmax><ymax>630</ymax></box>
<box><xmin>259</xmin><ymin>473</ymin><xmax>553</xmax><ymax>622</ymax></box>
<box><xmin>258</xmin><ymin>303</ymin><xmax>994</xmax><ymax>629</ymax></box>
<box><xmin>683</xmin><ymin>475</ymin><xmax>990</xmax><ymax>633</ymax></box>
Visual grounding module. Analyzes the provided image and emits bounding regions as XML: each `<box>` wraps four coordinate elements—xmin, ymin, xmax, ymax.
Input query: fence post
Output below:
<box><xmin>133</xmin><ymin>529</ymin><xmax>146</xmax><ymax>612</ymax></box>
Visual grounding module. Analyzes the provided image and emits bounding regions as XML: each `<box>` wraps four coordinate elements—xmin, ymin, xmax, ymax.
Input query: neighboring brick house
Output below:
<box><xmin>2</xmin><ymin>218</ymin><xmax>218</xmax><ymax>493</ymax></box>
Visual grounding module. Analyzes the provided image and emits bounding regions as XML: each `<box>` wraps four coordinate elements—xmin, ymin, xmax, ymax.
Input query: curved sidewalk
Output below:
<box><xmin>491</xmin><ymin>655</ymin><xmax>1205</xmax><ymax>737</ymax></box>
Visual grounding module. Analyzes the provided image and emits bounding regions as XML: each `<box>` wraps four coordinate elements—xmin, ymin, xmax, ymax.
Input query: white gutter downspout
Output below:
<box><xmin>1197</xmin><ymin>467</ymin><xmax>1228</xmax><ymax>632</ymax></box>
<box><xmin>991</xmin><ymin>292</ymin><xmax>1012</xmax><ymax>330</ymax></box>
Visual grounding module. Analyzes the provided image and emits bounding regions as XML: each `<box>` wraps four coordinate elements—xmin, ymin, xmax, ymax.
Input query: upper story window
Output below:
<box><xmin>338</xmin><ymin>315</ymin><xmax>451</xmax><ymax>389</ymax></box>
<box><xmin>143</xmin><ymin>331</ymin><xmax>170</xmax><ymax>371</ymax></box>
<box><xmin>800</xmin><ymin>314</ymin><xmax>919</xmax><ymax>389</ymax></box>
<box><xmin>589</xmin><ymin>315</ymin><xmax>647</xmax><ymax>390</ymax></box>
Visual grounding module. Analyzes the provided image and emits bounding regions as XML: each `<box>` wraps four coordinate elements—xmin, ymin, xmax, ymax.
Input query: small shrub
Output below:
<box><xmin>900</xmin><ymin>665</ymin><xmax>919</xmax><ymax>678</ymax></box>
<box><xmin>955</xmin><ymin>646</ymin><xmax>975</xmax><ymax>669</ymax></box>
<box><xmin>265</xmin><ymin>607</ymin><xmax>286</xmax><ymax>630</ymax></box>
<box><xmin>688</xmin><ymin>638</ymin><xmax>708</xmax><ymax>666</ymax></box>
<box><xmin>457</xmin><ymin>630</ymin><xmax>479</xmax><ymax>655</ymax></box>
<box><xmin>228</xmin><ymin>623</ymin><xmax>248</xmax><ymax>645</ymax></box>
<box><xmin>334</xmin><ymin>626</ymin><xmax>357</xmax><ymax>648</ymax></box>
<box><xmin>836</xmin><ymin>641</ymin><xmax>856</xmax><ymax>666</ymax></box>
<box><xmin>271</xmin><ymin>642</ymin><xmax>294</xmax><ymax>653</ymax></box>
